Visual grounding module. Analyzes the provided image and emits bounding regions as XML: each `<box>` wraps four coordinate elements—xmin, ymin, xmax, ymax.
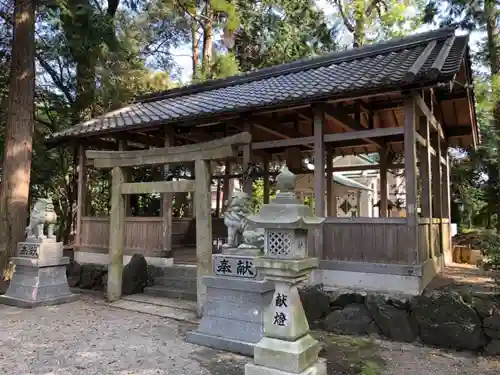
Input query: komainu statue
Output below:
<box><xmin>222</xmin><ymin>191</ymin><xmax>264</xmax><ymax>250</ymax></box>
<box><xmin>223</xmin><ymin>191</ymin><xmax>251</xmax><ymax>248</ymax></box>
<box><xmin>25</xmin><ymin>198</ymin><xmax>58</xmax><ymax>240</ymax></box>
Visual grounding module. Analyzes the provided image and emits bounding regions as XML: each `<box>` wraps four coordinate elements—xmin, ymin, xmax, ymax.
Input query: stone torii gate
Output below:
<box><xmin>85</xmin><ymin>132</ymin><xmax>252</xmax><ymax>314</ymax></box>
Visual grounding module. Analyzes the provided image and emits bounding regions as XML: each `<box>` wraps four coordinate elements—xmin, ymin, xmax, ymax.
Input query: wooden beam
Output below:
<box><xmin>415</xmin><ymin>132</ymin><xmax>426</xmax><ymax>147</ymax></box>
<box><xmin>87</xmin><ymin>132</ymin><xmax>250</xmax><ymax>161</ymax></box>
<box><xmin>404</xmin><ymin>96</ymin><xmax>419</xmax><ymax>265</ymax></box>
<box><xmin>324</xmin><ymin>104</ymin><xmax>383</xmax><ymax>147</ymax></box>
<box><xmin>116</xmin><ymin>132</ymin><xmax>164</xmax><ymax>148</ymax></box>
<box><xmin>121</xmin><ymin>180</ymin><xmax>196</xmax><ymax>195</ymax></box>
<box><xmin>90</xmin><ymin>145</ymin><xmax>237</xmax><ymax>168</ymax></box>
<box><xmin>253</xmin><ymin>136</ymin><xmax>314</xmax><ymax>150</ymax></box>
<box><xmin>252</xmin><ymin>127</ymin><xmax>404</xmax><ymax>150</ymax></box>
<box><xmin>325</xmin><ymin>127</ymin><xmax>404</xmax><ymax>143</ymax></box>
<box><xmin>413</xmin><ymin>92</ymin><xmax>445</xmax><ymax>140</ymax></box>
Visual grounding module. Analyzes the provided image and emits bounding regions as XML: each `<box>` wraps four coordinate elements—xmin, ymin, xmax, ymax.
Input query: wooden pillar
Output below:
<box><xmin>418</xmin><ymin>116</ymin><xmax>432</xmax><ymax>259</ymax></box>
<box><xmin>242</xmin><ymin>121</ymin><xmax>253</xmax><ymax>195</ymax></box>
<box><xmin>215</xmin><ymin>178</ymin><xmax>221</xmax><ymax>217</ymax></box>
<box><xmin>418</xmin><ymin>116</ymin><xmax>432</xmax><ymax>218</ymax></box>
<box><xmin>431</xmin><ymin>136</ymin><xmax>443</xmax><ymax>216</ymax></box>
<box><xmin>379</xmin><ymin>147</ymin><xmax>388</xmax><ymax>217</ymax></box>
<box><xmin>356</xmin><ymin>191</ymin><xmax>362</xmax><ymax>217</ymax></box>
<box><xmin>404</xmin><ymin>97</ymin><xmax>419</xmax><ymax>265</ymax></box>
<box><xmin>195</xmin><ymin>158</ymin><xmax>212</xmax><ymax>317</ymax></box>
<box><xmin>326</xmin><ymin>147</ymin><xmax>333</xmax><ymax>216</ymax></box>
<box><xmin>263</xmin><ymin>156</ymin><xmax>270</xmax><ymax>204</ymax></box>
<box><xmin>75</xmin><ymin>144</ymin><xmax>87</xmax><ymax>246</ymax></box>
<box><xmin>431</xmin><ymin>130</ymin><xmax>443</xmax><ymax>256</ymax></box>
<box><xmin>107</xmin><ymin>164</ymin><xmax>126</xmax><ymax>302</ymax></box>
<box><xmin>222</xmin><ymin>161</ymin><xmax>232</xmax><ymax>208</ymax></box>
<box><xmin>372</xmin><ymin>178</ymin><xmax>378</xmax><ymax>217</ymax></box>
<box><xmin>117</xmin><ymin>141</ymin><xmax>132</xmax><ymax>216</ymax></box>
<box><xmin>313</xmin><ymin>105</ymin><xmax>325</xmax><ymax>259</ymax></box>
<box><xmin>441</xmin><ymin>149</ymin><xmax>451</xmax><ymax>220</ymax></box>
<box><xmin>161</xmin><ymin>128</ymin><xmax>174</xmax><ymax>259</ymax></box>
<box><xmin>441</xmin><ymin>147</ymin><xmax>452</xmax><ymax>256</ymax></box>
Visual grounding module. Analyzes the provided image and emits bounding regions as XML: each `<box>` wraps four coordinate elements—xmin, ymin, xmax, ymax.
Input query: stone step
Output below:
<box><xmin>162</xmin><ymin>265</ymin><xmax>197</xmax><ymax>278</ymax></box>
<box><xmin>101</xmin><ymin>294</ymin><xmax>198</xmax><ymax>324</ymax></box>
<box><xmin>144</xmin><ymin>285</ymin><xmax>197</xmax><ymax>301</ymax></box>
<box><xmin>154</xmin><ymin>276</ymin><xmax>197</xmax><ymax>292</ymax></box>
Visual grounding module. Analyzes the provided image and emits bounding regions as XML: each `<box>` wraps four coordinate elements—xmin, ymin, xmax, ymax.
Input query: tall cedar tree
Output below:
<box><xmin>0</xmin><ymin>0</ymin><xmax>36</xmax><ymax>278</ymax></box>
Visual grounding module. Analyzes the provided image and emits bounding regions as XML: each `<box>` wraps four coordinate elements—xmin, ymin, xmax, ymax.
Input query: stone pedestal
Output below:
<box><xmin>186</xmin><ymin>252</ymin><xmax>274</xmax><ymax>356</ymax></box>
<box><xmin>0</xmin><ymin>239</ymin><xmax>79</xmax><ymax>308</ymax></box>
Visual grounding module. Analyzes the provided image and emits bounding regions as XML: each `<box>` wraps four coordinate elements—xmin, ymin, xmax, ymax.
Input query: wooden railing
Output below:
<box><xmin>322</xmin><ymin>217</ymin><xmax>409</xmax><ymax>264</ymax></box>
<box><xmin>80</xmin><ymin>216</ymin><xmax>226</xmax><ymax>251</ymax></box>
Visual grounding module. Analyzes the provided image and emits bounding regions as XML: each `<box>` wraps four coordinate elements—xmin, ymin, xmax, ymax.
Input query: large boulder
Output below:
<box><xmin>411</xmin><ymin>291</ymin><xmax>485</xmax><ymax>350</ymax></box>
<box><xmin>485</xmin><ymin>340</ymin><xmax>500</xmax><ymax>356</ymax></box>
<box><xmin>472</xmin><ymin>295</ymin><xmax>500</xmax><ymax>320</ymax></box>
<box><xmin>80</xmin><ymin>264</ymin><xmax>106</xmax><ymax>290</ymax></box>
<box><xmin>299</xmin><ymin>284</ymin><xmax>332</xmax><ymax>323</ymax></box>
<box><xmin>147</xmin><ymin>264</ymin><xmax>163</xmax><ymax>287</ymax></box>
<box><xmin>331</xmin><ymin>292</ymin><xmax>365</xmax><ymax>308</ymax></box>
<box><xmin>365</xmin><ymin>294</ymin><xmax>417</xmax><ymax>343</ymax></box>
<box><xmin>122</xmin><ymin>253</ymin><xmax>149</xmax><ymax>295</ymax></box>
<box><xmin>66</xmin><ymin>259</ymin><xmax>82</xmax><ymax>288</ymax></box>
<box><xmin>323</xmin><ymin>304</ymin><xmax>373</xmax><ymax>335</ymax></box>
<box><xmin>483</xmin><ymin>314</ymin><xmax>500</xmax><ymax>340</ymax></box>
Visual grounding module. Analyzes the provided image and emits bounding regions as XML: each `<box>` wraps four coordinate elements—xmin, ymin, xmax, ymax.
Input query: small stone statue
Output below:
<box><xmin>223</xmin><ymin>191</ymin><xmax>251</xmax><ymax>248</ymax></box>
<box><xmin>25</xmin><ymin>198</ymin><xmax>58</xmax><ymax>240</ymax></box>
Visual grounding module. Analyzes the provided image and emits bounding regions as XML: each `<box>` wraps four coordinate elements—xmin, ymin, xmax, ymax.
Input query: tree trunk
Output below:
<box><xmin>485</xmin><ymin>0</ymin><xmax>500</xmax><ymax>232</ymax></box>
<box><xmin>353</xmin><ymin>0</ymin><xmax>366</xmax><ymax>47</ymax></box>
<box><xmin>0</xmin><ymin>0</ymin><xmax>36</xmax><ymax>279</ymax></box>
<box><xmin>192</xmin><ymin>23</ymin><xmax>200</xmax><ymax>79</ymax></box>
<box><xmin>201</xmin><ymin>3</ymin><xmax>213</xmax><ymax>77</ymax></box>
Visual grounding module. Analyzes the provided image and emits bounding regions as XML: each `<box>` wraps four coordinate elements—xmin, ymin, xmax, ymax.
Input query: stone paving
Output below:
<box><xmin>0</xmin><ymin>294</ymin><xmax>499</xmax><ymax>375</ymax></box>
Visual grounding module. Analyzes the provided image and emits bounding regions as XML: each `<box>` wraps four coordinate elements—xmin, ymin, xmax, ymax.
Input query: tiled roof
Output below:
<box><xmin>47</xmin><ymin>27</ymin><xmax>469</xmax><ymax>143</ymax></box>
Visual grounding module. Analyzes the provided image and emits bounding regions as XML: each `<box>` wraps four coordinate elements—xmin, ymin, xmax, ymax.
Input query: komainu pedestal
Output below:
<box><xmin>186</xmin><ymin>192</ymin><xmax>274</xmax><ymax>356</ymax></box>
<box><xmin>0</xmin><ymin>198</ymin><xmax>79</xmax><ymax>308</ymax></box>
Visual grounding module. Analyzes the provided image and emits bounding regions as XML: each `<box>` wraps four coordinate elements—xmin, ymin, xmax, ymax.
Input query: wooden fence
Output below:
<box><xmin>80</xmin><ymin>215</ymin><xmax>451</xmax><ymax>265</ymax></box>
<box><xmin>322</xmin><ymin>217</ymin><xmax>409</xmax><ymax>264</ymax></box>
<box><xmin>80</xmin><ymin>216</ymin><xmax>226</xmax><ymax>252</ymax></box>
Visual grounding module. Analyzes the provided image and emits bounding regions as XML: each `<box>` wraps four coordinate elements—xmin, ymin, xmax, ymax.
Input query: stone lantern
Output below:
<box><xmin>244</xmin><ymin>166</ymin><xmax>326</xmax><ymax>375</ymax></box>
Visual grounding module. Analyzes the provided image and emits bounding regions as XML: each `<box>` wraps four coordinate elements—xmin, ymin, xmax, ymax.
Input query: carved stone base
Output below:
<box><xmin>186</xmin><ymin>274</ymin><xmax>274</xmax><ymax>356</ymax></box>
<box><xmin>0</xmin><ymin>241</ymin><xmax>79</xmax><ymax>308</ymax></box>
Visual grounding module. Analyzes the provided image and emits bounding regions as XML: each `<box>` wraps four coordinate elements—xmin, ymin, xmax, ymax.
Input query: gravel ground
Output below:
<box><xmin>0</xmin><ymin>295</ymin><xmax>498</xmax><ymax>375</ymax></box>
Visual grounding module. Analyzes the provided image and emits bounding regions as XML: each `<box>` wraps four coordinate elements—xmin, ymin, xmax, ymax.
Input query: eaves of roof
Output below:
<box><xmin>46</xmin><ymin>26</ymin><xmax>470</xmax><ymax>144</ymax></box>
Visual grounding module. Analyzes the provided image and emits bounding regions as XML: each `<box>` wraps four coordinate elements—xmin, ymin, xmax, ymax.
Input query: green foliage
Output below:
<box><xmin>330</xmin><ymin>0</ymin><xmax>424</xmax><ymax>47</ymax></box>
<box><xmin>476</xmin><ymin>230</ymin><xmax>500</xmax><ymax>272</ymax></box>
<box><xmin>250</xmin><ymin>178</ymin><xmax>276</xmax><ymax>214</ymax></box>
<box><xmin>232</xmin><ymin>0</ymin><xmax>338</xmax><ymax>71</ymax></box>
